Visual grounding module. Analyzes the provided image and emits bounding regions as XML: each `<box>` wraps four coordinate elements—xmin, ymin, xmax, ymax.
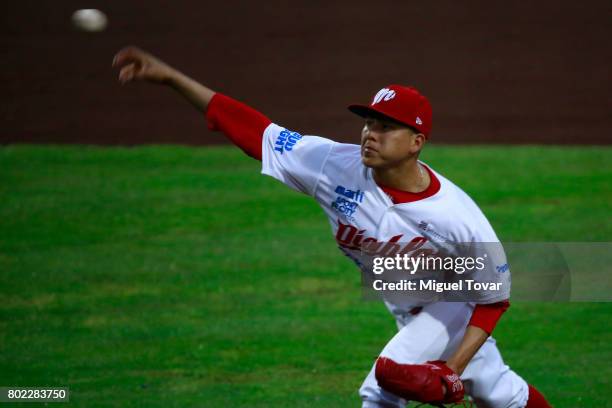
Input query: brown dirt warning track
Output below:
<box><xmin>2</xmin><ymin>0</ymin><xmax>610</xmax><ymax>146</ymax></box>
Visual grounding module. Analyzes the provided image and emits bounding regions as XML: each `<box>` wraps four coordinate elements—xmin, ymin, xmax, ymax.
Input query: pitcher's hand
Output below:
<box><xmin>113</xmin><ymin>46</ymin><xmax>175</xmax><ymax>85</ymax></box>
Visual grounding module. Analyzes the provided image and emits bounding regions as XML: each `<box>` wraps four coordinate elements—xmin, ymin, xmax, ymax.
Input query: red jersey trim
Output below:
<box><xmin>379</xmin><ymin>164</ymin><xmax>441</xmax><ymax>204</ymax></box>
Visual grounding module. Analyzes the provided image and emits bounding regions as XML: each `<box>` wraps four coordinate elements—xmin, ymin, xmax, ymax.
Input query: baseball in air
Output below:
<box><xmin>71</xmin><ymin>9</ymin><xmax>108</xmax><ymax>32</ymax></box>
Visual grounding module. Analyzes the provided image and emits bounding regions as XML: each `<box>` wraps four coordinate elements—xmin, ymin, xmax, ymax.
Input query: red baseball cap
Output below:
<box><xmin>348</xmin><ymin>85</ymin><xmax>433</xmax><ymax>137</ymax></box>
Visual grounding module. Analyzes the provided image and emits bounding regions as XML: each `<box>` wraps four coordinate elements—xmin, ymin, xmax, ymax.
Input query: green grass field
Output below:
<box><xmin>1</xmin><ymin>145</ymin><xmax>610</xmax><ymax>407</ymax></box>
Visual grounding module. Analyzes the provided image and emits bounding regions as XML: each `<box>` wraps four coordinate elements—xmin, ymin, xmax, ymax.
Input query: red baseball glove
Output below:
<box><xmin>375</xmin><ymin>357</ymin><xmax>464</xmax><ymax>405</ymax></box>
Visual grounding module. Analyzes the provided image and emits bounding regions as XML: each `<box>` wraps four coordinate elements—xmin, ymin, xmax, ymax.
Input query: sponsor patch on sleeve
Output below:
<box><xmin>274</xmin><ymin>129</ymin><xmax>303</xmax><ymax>154</ymax></box>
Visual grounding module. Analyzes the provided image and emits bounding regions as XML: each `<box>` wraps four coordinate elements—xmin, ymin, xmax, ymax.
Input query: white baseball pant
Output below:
<box><xmin>359</xmin><ymin>302</ymin><xmax>529</xmax><ymax>408</ymax></box>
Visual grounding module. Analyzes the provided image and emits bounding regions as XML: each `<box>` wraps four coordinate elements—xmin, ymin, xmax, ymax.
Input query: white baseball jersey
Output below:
<box><xmin>260</xmin><ymin>124</ymin><xmax>528</xmax><ymax>407</ymax></box>
<box><xmin>261</xmin><ymin>124</ymin><xmax>510</xmax><ymax>310</ymax></box>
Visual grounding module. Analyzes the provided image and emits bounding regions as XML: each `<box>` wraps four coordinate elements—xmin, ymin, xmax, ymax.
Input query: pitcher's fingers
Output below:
<box><xmin>113</xmin><ymin>46</ymin><xmax>145</xmax><ymax>68</ymax></box>
<box><xmin>118</xmin><ymin>64</ymin><xmax>136</xmax><ymax>84</ymax></box>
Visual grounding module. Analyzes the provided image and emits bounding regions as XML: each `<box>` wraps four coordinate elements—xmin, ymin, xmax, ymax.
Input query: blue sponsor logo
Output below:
<box><xmin>332</xmin><ymin>185</ymin><xmax>365</xmax><ymax>219</ymax></box>
<box><xmin>496</xmin><ymin>263</ymin><xmax>509</xmax><ymax>273</ymax></box>
<box><xmin>274</xmin><ymin>129</ymin><xmax>302</xmax><ymax>154</ymax></box>
<box><xmin>332</xmin><ymin>197</ymin><xmax>360</xmax><ymax>217</ymax></box>
<box><xmin>334</xmin><ymin>185</ymin><xmax>364</xmax><ymax>203</ymax></box>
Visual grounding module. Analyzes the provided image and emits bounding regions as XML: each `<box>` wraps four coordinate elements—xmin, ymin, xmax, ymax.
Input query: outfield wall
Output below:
<box><xmin>2</xmin><ymin>0</ymin><xmax>610</xmax><ymax>145</ymax></box>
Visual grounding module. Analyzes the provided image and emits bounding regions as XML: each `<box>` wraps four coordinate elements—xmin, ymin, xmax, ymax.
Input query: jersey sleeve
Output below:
<box><xmin>261</xmin><ymin>124</ymin><xmax>335</xmax><ymax>196</ymax></box>
<box><xmin>455</xmin><ymin>190</ymin><xmax>512</xmax><ymax>304</ymax></box>
<box><xmin>205</xmin><ymin>93</ymin><xmax>271</xmax><ymax>160</ymax></box>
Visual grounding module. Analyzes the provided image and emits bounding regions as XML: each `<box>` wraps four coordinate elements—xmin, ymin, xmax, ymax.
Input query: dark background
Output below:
<box><xmin>2</xmin><ymin>0</ymin><xmax>610</xmax><ymax>145</ymax></box>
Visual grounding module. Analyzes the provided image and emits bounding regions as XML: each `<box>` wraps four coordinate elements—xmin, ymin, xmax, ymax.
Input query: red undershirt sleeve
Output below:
<box><xmin>469</xmin><ymin>300</ymin><xmax>510</xmax><ymax>335</ymax></box>
<box><xmin>205</xmin><ymin>93</ymin><xmax>272</xmax><ymax>161</ymax></box>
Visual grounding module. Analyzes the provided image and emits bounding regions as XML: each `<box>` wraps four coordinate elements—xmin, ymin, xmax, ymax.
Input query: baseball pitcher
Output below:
<box><xmin>113</xmin><ymin>47</ymin><xmax>552</xmax><ymax>408</ymax></box>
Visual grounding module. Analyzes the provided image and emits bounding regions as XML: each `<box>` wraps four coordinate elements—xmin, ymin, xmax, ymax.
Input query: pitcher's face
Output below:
<box><xmin>360</xmin><ymin>117</ymin><xmax>424</xmax><ymax>169</ymax></box>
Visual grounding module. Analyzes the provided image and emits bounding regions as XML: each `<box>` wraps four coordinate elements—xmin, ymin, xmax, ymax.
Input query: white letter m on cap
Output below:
<box><xmin>372</xmin><ymin>88</ymin><xmax>396</xmax><ymax>105</ymax></box>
